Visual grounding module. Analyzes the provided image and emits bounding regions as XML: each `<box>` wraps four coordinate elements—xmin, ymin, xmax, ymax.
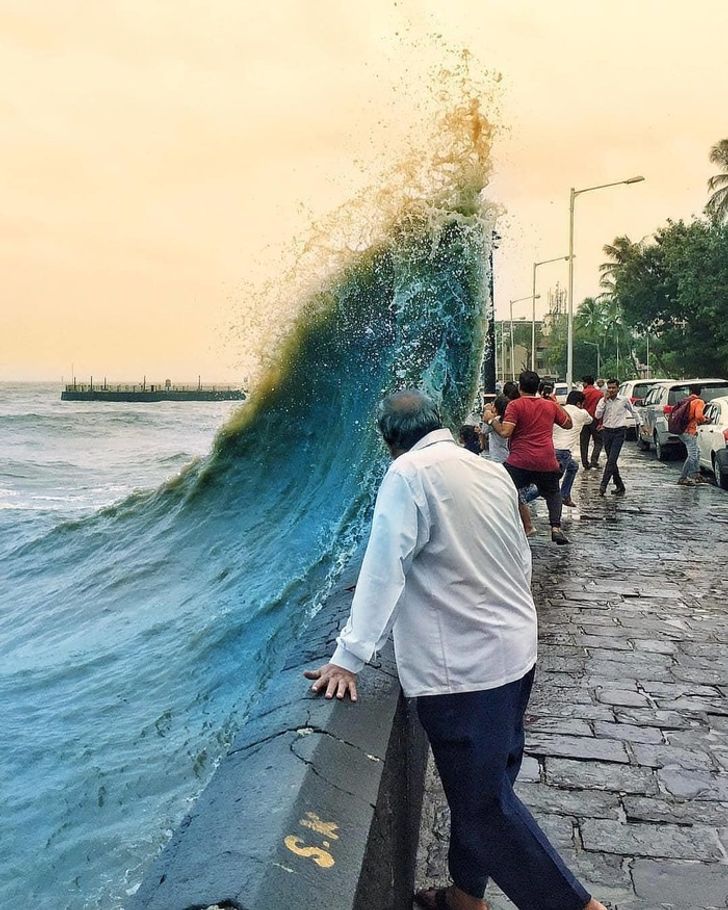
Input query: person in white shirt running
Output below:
<box><xmin>304</xmin><ymin>389</ymin><xmax>606</xmax><ymax>910</ymax></box>
<box><xmin>553</xmin><ymin>390</ymin><xmax>593</xmax><ymax>507</ymax></box>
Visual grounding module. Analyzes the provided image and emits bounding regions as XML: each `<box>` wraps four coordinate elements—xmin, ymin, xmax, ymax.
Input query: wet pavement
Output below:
<box><xmin>415</xmin><ymin>440</ymin><xmax>728</xmax><ymax>910</ymax></box>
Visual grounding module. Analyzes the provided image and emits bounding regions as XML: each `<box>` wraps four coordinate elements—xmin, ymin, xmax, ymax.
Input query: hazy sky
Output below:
<box><xmin>2</xmin><ymin>1</ymin><xmax>727</xmax><ymax>381</ymax></box>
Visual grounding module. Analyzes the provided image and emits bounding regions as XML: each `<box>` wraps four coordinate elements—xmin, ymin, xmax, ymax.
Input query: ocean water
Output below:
<box><xmin>0</xmin><ymin>98</ymin><xmax>495</xmax><ymax>909</ymax></box>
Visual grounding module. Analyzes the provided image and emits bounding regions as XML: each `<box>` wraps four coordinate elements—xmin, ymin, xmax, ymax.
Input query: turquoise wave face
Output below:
<box><xmin>0</xmin><ymin>205</ymin><xmax>492</xmax><ymax>907</ymax></box>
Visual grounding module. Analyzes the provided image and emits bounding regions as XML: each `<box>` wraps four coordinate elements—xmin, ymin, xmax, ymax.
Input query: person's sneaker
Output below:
<box><xmin>598</xmin><ymin>487</ymin><xmax>607</xmax><ymax>496</ymax></box>
<box><xmin>551</xmin><ymin>529</ymin><xmax>570</xmax><ymax>545</ymax></box>
<box><xmin>677</xmin><ymin>477</ymin><xmax>696</xmax><ymax>486</ymax></box>
<box><xmin>693</xmin><ymin>474</ymin><xmax>711</xmax><ymax>484</ymax></box>
<box><xmin>562</xmin><ymin>497</ymin><xmax>577</xmax><ymax>507</ymax></box>
<box><xmin>611</xmin><ymin>486</ymin><xmax>626</xmax><ymax>495</ymax></box>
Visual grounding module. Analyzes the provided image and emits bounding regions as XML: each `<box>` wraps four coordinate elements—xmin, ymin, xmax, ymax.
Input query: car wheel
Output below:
<box><xmin>654</xmin><ymin>433</ymin><xmax>670</xmax><ymax>461</ymax></box>
<box><xmin>714</xmin><ymin>450</ymin><xmax>728</xmax><ymax>491</ymax></box>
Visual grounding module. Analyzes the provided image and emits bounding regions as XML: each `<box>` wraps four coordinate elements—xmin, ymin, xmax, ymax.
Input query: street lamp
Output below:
<box><xmin>566</xmin><ymin>175</ymin><xmax>645</xmax><ymax>387</ymax></box>
<box><xmin>532</xmin><ymin>255</ymin><xmax>570</xmax><ymax>370</ymax></box>
<box><xmin>483</xmin><ymin>231</ymin><xmax>502</xmax><ymax>395</ymax></box>
<box><xmin>510</xmin><ymin>294</ymin><xmax>540</xmax><ymax>380</ymax></box>
<box><xmin>583</xmin><ymin>341</ymin><xmax>601</xmax><ymax>379</ymax></box>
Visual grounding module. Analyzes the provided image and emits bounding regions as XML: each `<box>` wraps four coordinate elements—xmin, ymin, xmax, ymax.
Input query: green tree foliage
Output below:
<box><xmin>706</xmin><ymin>139</ymin><xmax>728</xmax><ymax>223</ymax></box>
<box><xmin>544</xmin><ymin>294</ymin><xmax>641</xmax><ymax>382</ymax></box>
<box><xmin>612</xmin><ymin>219</ymin><xmax>728</xmax><ymax>377</ymax></box>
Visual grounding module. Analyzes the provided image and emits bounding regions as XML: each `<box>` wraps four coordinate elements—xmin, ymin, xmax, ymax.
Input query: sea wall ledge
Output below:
<box><xmin>129</xmin><ymin>561</ymin><xmax>428</xmax><ymax>910</ymax></box>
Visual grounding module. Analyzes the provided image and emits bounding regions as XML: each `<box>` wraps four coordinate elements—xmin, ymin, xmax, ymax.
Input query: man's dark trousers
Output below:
<box><xmin>600</xmin><ymin>427</ymin><xmax>626</xmax><ymax>491</ymax></box>
<box><xmin>580</xmin><ymin>420</ymin><xmax>602</xmax><ymax>468</ymax></box>
<box><xmin>417</xmin><ymin>669</ymin><xmax>591</xmax><ymax>910</ymax></box>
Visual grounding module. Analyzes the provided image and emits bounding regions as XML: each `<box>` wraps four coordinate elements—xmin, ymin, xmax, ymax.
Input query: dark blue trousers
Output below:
<box><xmin>417</xmin><ymin>669</ymin><xmax>590</xmax><ymax>910</ymax></box>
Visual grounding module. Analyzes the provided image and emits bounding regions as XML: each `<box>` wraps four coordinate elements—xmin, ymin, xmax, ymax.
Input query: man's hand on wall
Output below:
<box><xmin>304</xmin><ymin>664</ymin><xmax>359</xmax><ymax>702</ymax></box>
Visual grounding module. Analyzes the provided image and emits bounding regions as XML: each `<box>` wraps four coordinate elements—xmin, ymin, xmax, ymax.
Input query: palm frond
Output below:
<box><xmin>705</xmin><ymin>186</ymin><xmax>728</xmax><ymax>222</ymax></box>
<box><xmin>707</xmin><ymin>173</ymin><xmax>728</xmax><ymax>192</ymax></box>
<box><xmin>708</xmin><ymin>139</ymin><xmax>728</xmax><ymax>168</ymax></box>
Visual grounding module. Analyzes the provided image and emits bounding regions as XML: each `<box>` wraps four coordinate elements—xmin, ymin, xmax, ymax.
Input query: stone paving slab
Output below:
<box><xmin>581</xmin><ymin>818</ymin><xmax>724</xmax><ymax>861</ymax></box>
<box><xmin>415</xmin><ymin>446</ymin><xmax>728</xmax><ymax>909</ymax></box>
<box><xmin>631</xmin><ymin>859</ymin><xmax>728</xmax><ymax>907</ymax></box>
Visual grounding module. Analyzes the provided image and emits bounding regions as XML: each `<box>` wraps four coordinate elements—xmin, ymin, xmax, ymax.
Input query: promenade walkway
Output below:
<box><xmin>415</xmin><ymin>442</ymin><xmax>728</xmax><ymax>910</ymax></box>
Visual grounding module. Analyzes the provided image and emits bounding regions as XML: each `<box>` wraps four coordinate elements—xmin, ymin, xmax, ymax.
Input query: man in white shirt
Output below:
<box><xmin>304</xmin><ymin>390</ymin><xmax>604</xmax><ymax>910</ymax></box>
<box><xmin>553</xmin><ymin>390</ymin><xmax>593</xmax><ymax>507</ymax></box>
<box><xmin>594</xmin><ymin>378</ymin><xmax>640</xmax><ymax>496</ymax></box>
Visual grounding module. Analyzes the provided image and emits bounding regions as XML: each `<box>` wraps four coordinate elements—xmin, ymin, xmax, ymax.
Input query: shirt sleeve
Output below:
<box><xmin>503</xmin><ymin>400</ymin><xmax>518</xmax><ymax>426</ymax></box>
<box><xmin>694</xmin><ymin>399</ymin><xmax>705</xmax><ymax>422</ymax></box>
<box><xmin>554</xmin><ymin>403</ymin><xmax>571</xmax><ymax>428</ymax></box>
<box><xmin>580</xmin><ymin>410</ymin><xmax>593</xmax><ymax>426</ymax></box>
<box><xmin>331</xmin><ymin>467</ymin><xmax>428</xmax><ymax>673</ymax></box>
<box><xmin>595</xmin><ymin>398</ymin><xmax>606</xmax><ymax>419</ymax></box>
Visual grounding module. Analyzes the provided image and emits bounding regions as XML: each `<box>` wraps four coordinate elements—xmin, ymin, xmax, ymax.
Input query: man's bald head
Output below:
<box><xmin>377</xmin><ymin>389</ymin><xmax>442</xmax><ymax>454</ymax></box>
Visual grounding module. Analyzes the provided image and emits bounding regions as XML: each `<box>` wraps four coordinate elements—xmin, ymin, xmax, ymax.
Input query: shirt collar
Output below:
<box><xmin>409</xmin><ymin>428</ymin><xmax>456</xmax><ymax>452</ymax></box>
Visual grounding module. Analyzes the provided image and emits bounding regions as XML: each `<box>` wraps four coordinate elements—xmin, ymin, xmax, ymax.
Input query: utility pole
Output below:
<box><xmin>482</xmin><ymin>231</ymin><xmax>500</xmax><ymax>395</ymax></box>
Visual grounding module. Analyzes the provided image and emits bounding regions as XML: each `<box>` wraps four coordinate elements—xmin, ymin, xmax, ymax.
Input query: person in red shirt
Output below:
<box><xmin>485</xmin><ymin>370</ymin><xmax>572</xmax><ymax>545</ymax></box>
<box><xmin>579</xmin><ymin>375</ymin><xmax>604</xmax><ymax>469</ymax></box>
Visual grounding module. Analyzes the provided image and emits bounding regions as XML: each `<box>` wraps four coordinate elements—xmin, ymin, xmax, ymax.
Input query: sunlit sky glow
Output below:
<box><xmin>2</xmin><ymin>1</ymin><xmax>727</xmax><ymax>381</ymax></box>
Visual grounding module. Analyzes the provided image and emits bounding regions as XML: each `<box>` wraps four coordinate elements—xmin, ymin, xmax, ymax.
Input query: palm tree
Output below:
<box><xmin>599</xmin><ymin>235</ymin><xmax>638</xmax><ymax>292</ymax></box>
<box><xmin>706</xmin><ymin>139</ymin><xmax>728</xmax><ymax>223</ymax></box>
<box><xmin>576</xmin><ymin>297</ymin><xmax>607</xmax><ymax>335</ymax></box>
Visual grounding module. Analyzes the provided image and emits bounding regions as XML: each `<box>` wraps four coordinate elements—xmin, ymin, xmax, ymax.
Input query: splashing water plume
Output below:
<box><xmin>0</xmin><ymin>60</ymin><xmax>500</xmax><ymax>909</ymax></box>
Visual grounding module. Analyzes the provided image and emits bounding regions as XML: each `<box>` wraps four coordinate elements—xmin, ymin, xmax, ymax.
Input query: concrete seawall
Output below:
<box><xmin>130</xmin><ymin>561</ymin><xmax>428</xmax><ymax>910</ymax></box>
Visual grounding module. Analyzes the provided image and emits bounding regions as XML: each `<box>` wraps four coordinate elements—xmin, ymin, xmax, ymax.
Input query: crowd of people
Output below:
<box><xmin>458</xmin><ymin>371</ymin><xmax>641</xmax><ymax>545</ymax></box>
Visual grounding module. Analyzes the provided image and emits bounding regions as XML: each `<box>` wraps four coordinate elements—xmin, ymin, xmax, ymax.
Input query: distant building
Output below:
<box><xmin>496</xmin><ymin>319</ymin><xmax>549</xmax><ymax>381</ymax></box>
<box><xmin>496</xmin><ymin>282</ymin><xmax>568</xmax><ymax>382</ymax></box>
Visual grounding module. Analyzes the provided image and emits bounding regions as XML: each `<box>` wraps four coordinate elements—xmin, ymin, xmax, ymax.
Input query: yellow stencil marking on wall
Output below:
<box><xmin>300</xmin><ymin>811</ymin><xmax>339</xmax><ymax>840</ymax></box>
<box><xmin>283</xmin><ymin>835</ymin><xmax>335</xmax><ymax>868</ymax></box>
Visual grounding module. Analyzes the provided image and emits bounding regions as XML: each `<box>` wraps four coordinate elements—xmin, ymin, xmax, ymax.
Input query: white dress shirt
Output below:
<box><xmin>595</xmin><ymin>394</ymin><xmax>639</xmax><ymax>429</ymax></box>
<box><xmin>331</xmin><ymin>429</ymin><xmax>537</xmax><ymax>697</ymax></box>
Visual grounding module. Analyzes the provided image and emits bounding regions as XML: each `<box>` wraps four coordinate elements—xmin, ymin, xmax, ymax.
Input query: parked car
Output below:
<box><xmin>618</xmin><ymin>378</ymin><xmax>670</xmax><ymax>438</ymax></box>
<box><xmin>633</xmin><ymin>380</ymin><xmax>672</xmax><ymax>445</ymax></box>
<box><xmin>637</xmin><ymin>378</ymin><xmax>728</xmax><ymax>460</ymax></box>
<box><xmin>697</xmin><ymin>395</ymin><xmax>728</xmax><ymax>489</ymax></box>
<box><xmin>553</xmin><ymin>382</ymin><xmax>570</xmax><ymax>404</ymax></box>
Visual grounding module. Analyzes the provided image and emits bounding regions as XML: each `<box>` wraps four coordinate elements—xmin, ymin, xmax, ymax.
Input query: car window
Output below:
<box><xmin>644</xmin><ymin>388</ymin><xmax>660</xmax><ymax>405</ymax></box>
<box><xmin>668</xmin><ymin>386</ymin><xmax>690</xmax><ymax>405</ymax></box>
<box><xmin>633</xmin><ymin>381</ymin><xmax>656</xmax><ymax>398</ymax></box>
<box><xmin>703</xmin><ymin>385</ymin><xmax>728</xmax><ymax>402</ymax></box>
<box><xmin>703</xmin><ymin>404</ymin><xmax>717</xmax><ymax>424</ymax></box>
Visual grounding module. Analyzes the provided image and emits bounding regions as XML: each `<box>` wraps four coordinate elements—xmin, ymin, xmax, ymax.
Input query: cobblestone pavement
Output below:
<box><xmin>415</xmin><ymin>441</ymin><xmax>728</xmax><ymax>910</ymax></box>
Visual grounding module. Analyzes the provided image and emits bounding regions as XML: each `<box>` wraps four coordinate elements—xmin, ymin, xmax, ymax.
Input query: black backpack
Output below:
<box><xmin>667</xmin><ymin>396</ymin><xmax>694</xmax><ymax>435</ymax></box>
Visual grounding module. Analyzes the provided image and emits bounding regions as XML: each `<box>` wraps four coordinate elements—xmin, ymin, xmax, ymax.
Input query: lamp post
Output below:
<box><xmin>500</xmin><ymin>323</ymin><xmax>507</xmax><ymax>385</ymax></box>
<box><xmin>583</xmin><ymin>341</ymin><xmax>601</xmax><ymax>379</ymax></box>
<box><xmin>645</xmin><ymin>332</ymin><xmax>650</xmax><ymax>378</ymax></box>
<box><xmin>510</xmin><ymin>294</ymin><xmax>540</xmax><ymax>380</ymax></box>
<box><xmin>532</xmin><ymin>256</ymin><xmax>570</xmax><ymax>370</ymax></box>
<box><xmin>566</xmin><ymin>175</ymin><xmax>645</xmax><ymax>387</ymax></box>
<box><xmin>482</xmin><ymin>231</ymin><xmax>501</xmax><ymax>395</ymax></box>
